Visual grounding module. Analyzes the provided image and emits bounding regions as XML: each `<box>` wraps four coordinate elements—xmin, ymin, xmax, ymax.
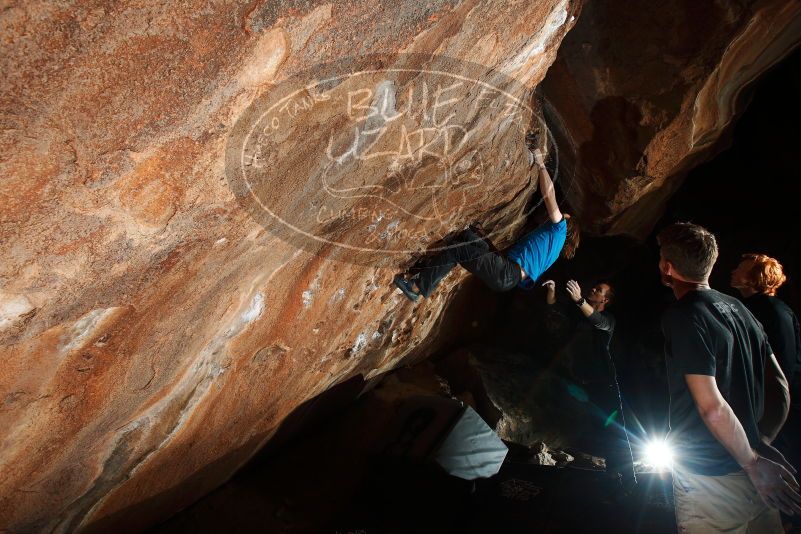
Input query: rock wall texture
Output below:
<box><xmin>2</xmin><ymin>0</ymin><xmax>800</xmax><ymax>531</ymax></box>
<box><xmin>0</xmin><ymin>1</ymin><xmax>581</xmax><ymax>532</ymax></box>
<box><xmin>542</xmin><ymin>0</ymin><xmax>801</xmax><ymax>237</ymax></box>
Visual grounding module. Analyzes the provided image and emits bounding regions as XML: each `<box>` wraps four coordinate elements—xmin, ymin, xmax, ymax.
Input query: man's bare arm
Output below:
<box><xmin>759</xmin><ymin>353</ymin><xmax>790</xmax><ymax>444</ymax></box>
<box><xmin>686</xmin><ymin>374</ymin><xmax>801</xmax><ymax>514</ymax></box>
<box><xmin>565</xmin><ymin>280</ymin><xmax>595</xmax><ymax>319</ymax></box>
<box><xmin>685</xmin><ymin>374</ymin><xmax>758</xmax><ymax>467</ymax></box>
<box><xmin>532</xmin><ymin>149</ymin><xmax>562</xmax><ymax>224</ymax></box>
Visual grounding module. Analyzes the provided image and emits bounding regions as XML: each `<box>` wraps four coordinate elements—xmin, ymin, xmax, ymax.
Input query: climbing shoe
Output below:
<box><xmin>393</xmin><ymin>274</ymin><xmax>420</xmax><ymax>302</ymax></box>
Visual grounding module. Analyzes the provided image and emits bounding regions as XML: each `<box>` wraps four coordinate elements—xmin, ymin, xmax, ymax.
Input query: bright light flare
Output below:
<box><xmin>643</xmin><ymin>438</ymin><xmax>674</xmax><ymax>471</ymax></box>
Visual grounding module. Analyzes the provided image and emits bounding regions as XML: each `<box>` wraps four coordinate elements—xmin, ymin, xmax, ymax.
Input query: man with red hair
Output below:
<box><xmin>732</xmin><ymin>253</ymin><xmax>801</xmax><ymax>528</ymax></box>
<box><xmin>731</xmin><ymin>254</ymin><xmax>800</xmax><ymax>389</ymax></box>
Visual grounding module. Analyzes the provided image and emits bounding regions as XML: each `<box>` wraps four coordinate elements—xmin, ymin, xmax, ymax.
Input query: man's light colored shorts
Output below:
<box><xmin>672</xmin><ymin>467</ymin><xmax>782</xmax><ymax>533</ymax></box>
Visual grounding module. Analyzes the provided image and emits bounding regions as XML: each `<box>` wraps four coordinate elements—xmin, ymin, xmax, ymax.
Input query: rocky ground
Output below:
<box><xmin>152</xmin><ymin>356</ymin><xmax>674</xmax><ymax>533</ymax></box>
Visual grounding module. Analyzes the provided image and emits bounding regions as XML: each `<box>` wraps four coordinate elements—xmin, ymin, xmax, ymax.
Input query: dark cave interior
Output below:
<box><xmin>152</xmin><ymin>44</ymin><xmax>801</xmax><ymax>534</ymax></box>
<box><xmin>482</xmin><ymin>43</ymin><xmax>801</xmax><ymax>489</ymax></box>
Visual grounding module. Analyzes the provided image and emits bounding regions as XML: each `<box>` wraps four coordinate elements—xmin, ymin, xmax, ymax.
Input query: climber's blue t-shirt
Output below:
<box><xmin>506</xmin><ymin>217</ymin><xmax>567</xmax><ymax>289</ymax></box>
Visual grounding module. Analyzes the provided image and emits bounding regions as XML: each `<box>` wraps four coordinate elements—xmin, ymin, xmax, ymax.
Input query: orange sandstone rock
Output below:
<box><xmin>0</xmin><ymin>1</ymin><xmax>580</xmax><ymax>531</ymax></box>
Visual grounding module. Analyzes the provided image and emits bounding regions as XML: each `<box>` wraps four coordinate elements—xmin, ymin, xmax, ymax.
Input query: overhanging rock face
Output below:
<box><xmin>543</xmin><ymin>0</ymin><xmax>801</xmax><ymax>238</ymax></box>
<box><xmin>0</xmin><ymin>1</ymin><xmax>581</xmax><ymax>531</ymax></box>
<box><xmin>2</xmin><ymin>1</ymin><xmax>800</xmax><ymax>531</ymax></box>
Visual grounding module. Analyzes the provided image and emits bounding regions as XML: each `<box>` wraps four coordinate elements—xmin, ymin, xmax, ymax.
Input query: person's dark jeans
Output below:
<box><xmin>410</xmin><ymin>229</ymin><xmax>521</xmax><ymax>297</ymax></box>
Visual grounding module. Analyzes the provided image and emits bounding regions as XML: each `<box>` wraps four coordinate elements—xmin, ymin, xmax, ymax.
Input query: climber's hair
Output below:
<box><xmin>657</xmin><ymin>222</ymin><xmax>718</xmax><ymax>282</ymax></box>
<box><xmin>740</xmin><ymin>253</ymin><xmax>787</xmax><ymax>296</ymax></box>
<box><xmin>561</xmin><ymin>215</ymin><xmax>580</xmax><ymax>259</ymax></box>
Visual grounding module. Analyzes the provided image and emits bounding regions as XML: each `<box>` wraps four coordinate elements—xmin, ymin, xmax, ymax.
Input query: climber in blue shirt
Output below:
<box><xmin>394</xmin><ymin>131</ymin><xmax>580</xmax><ymax>301</ymax></box>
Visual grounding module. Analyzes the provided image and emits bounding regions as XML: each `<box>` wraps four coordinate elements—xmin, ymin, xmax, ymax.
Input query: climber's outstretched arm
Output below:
<box><xmin>533</xmin><ymin>149</ymin><xmax>563</xmax><ymax>224</ymax></box>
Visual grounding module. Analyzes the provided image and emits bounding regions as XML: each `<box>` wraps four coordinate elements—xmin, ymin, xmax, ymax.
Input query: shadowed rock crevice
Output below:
<box><xmin>1</xmin><ymin>0</ymin><xmax>800</xmax><ymax>531</ymax></box>
<box><xmin>542</xmin><ymin>0</ymin><xmax>801</xmax><ymax>237</ymax></box>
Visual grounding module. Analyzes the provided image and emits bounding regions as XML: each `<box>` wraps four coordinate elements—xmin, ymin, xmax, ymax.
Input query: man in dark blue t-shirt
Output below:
<box><xmin>657</xmin><ymin>223</ymin><xmax>800</xmax><ymax>532</ymax></box>
<box><xmin>393</xmin><ymin>132</ymin><xmax>579</xmax><ymax>301</ymax></box>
